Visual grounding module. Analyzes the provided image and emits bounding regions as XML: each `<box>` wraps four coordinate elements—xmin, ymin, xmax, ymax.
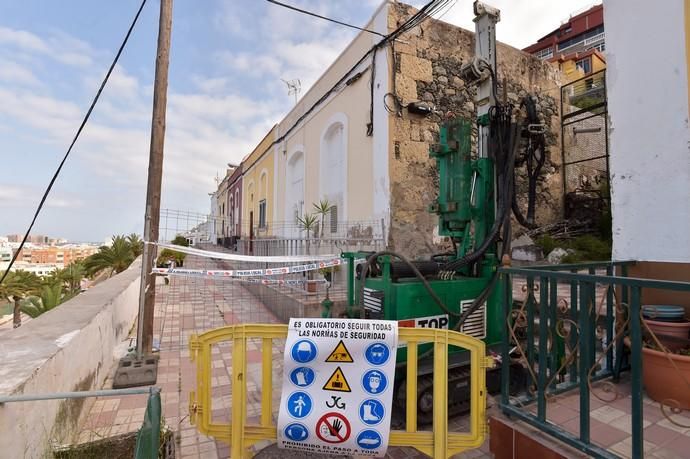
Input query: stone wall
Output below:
<box><xmin>387</xmin><ymin>3</ymin><xmax>562</xmax><ymax>259</ymax></box>
<box><xmin>0</xmin><ymin>260</ymin><xmax>141</xmax><ymax>458</ymax></box>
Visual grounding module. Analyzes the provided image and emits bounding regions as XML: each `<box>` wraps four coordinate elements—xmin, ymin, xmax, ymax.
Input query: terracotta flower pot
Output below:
<box><xmin>642</xmin><ymin>346</ymin><xmax>690</xmax><ymax>409</ymax></box>
<box><xmin>644</xmin><ymin>319</ymin><xmax>690</xmax><ymax>351</ymax></box>
<box><xmin>306</xmin><ymin>280</ymin><xmax>318</xmax><ymax>293</ymax></box>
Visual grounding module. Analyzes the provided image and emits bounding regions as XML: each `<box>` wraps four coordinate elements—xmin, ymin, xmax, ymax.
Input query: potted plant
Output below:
<box><xmin>296</xmin><ymin>213</ymin><xmax>319</xmax><ymax>292</ymax></box>
<box><xmin>318</xmin><ymin>264</ymin><xmax>341</xmax><ymax>284</ymax></box>
<box><xmin>642</xmin><ymin>305</ymin><xmax>690</xmax><ymax>351</ymax></box>
<box><xmin>641</xmin><ymin>316</ymin><xmax>690</xmax><ymax>410</ymax></box>
<box><xmin>313</xmin><ymin>198</ymin><xmax>334</xmax><ymax>239</ymax></box>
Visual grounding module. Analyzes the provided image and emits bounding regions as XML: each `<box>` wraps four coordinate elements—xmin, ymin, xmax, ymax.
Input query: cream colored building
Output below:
<box><xmin>215</xmin><ymin>2</ymin><xmax>560</xmax><ymax>257</ymax></box>
<box><xmin>242</xmin><ymin>127</ymin><xmax>277</xmax><ymax>238</ymax></box>
<box><xmin>268</xmin><ymin>2</ymin><xmax>560</xmax><ymax>257</ymax></box>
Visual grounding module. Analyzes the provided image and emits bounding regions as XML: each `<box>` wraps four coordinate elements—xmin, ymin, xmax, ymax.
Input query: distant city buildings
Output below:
<box><xmin>5</xmin><ymin>234</ymin><xmax>68</xmax><ymax>245</ymax></box>
<box><xmin>1</xmin><ymin>234</ymin><xmax>99</xmax><ymax>273</ymax></box>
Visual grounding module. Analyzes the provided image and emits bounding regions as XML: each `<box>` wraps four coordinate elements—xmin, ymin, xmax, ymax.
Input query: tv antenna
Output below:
<box><xmin>281</xmin><ymin>78</ymin><xmax>301</xmax><ymax>104</ymax></box>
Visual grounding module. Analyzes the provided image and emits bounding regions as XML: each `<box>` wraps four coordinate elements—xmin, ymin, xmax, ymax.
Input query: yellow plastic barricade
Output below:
<box><xmin>189</xmin><ymin>324</ymin><xmax>493</xmax><ymax>458</ymax></box>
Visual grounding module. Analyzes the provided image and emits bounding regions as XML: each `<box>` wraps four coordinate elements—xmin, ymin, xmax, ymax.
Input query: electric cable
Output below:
<box><xmin>0</xmin><ymin>0</ymin><xmax>148</xmax><ymax>286</ymax></box>
<box><xmin>249</xmin><ymin>0</ymin><xmax>452</xmax><ymax>164</ymax></box>
<box><xmin>265</xmin><ymin>0</ymin><xmax>386</xmax><ymax>37</ymax></box>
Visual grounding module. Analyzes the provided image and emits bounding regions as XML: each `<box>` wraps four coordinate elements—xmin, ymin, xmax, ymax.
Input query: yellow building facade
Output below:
<box><xmin>241</xmin><ymin>126</ymin><xmax>277</xmax><ymax>238</ymax></box>
<box><xmin>556</xmin><ymin>49</ymin><xmax>606</xmax><ymax>84</ymax></box>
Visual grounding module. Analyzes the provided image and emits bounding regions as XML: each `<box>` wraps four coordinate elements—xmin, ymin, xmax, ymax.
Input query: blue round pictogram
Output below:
<box><xmin>289</xmin><ymin>366</ymin><xmax>315</xmax><ymax>387</ymax></box>
<box><xmin>286</xmin><ymin>391</ymin><xmax>313</xmax><ymax>419</ymax></box>
<box><xmin>284</xmin><ymin>422</ymin><xmax>309</xmax><ymax>442</ymax></box>
<box><xmin>358</xmin><ymin>399</ymin><xmax>385</xmax><ymax>426</ymax></box>
<box><xmin>291</xmin><ymin>339</ymin><xmax>317</xmax><ymax>363</ymax></box>
<box><xmin>361</xmin><ymin>369</ymin><xmax>388</xmax><ymax>395</ymax></box>
<box><xmin>364</xmin><ymin>342</ymin><xmax>390</xmax><ymax>366</ymax></box>
<box><xmin>356</xmin><ymin>429</ymin><xmax>382</xmax><ymax>450</ymax></box>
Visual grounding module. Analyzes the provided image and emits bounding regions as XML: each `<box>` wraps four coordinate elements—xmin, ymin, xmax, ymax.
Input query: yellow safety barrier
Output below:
<box><xmin>188</xmin><ymin>324</ymin><xmax>494</xmax><ymax>458</ymax></box>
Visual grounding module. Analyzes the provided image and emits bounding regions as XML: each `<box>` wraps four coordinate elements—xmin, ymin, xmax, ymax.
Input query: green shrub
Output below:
<box><xmin>537</xmin><ymin>233</ymin><xmax>612</xmax><ymax>264</ymax></box>
<box><xmin>171</xmin><ymin>235</ymin><xmax>190</xmax><ymax>247</ymax></box>
<box><xmin>570</xmin><ymin>234</ymin><xmax>611</xmax><ymax>261</ymax></box>
<box><xmin>535</xmin><ymin>235</ymin><xmax>558</xmax><ymax>255</ymax></box>
<box><xmin>156</xmin><ymin>249</ymin><xmax>186</xmax><ymax>268</ymax></box>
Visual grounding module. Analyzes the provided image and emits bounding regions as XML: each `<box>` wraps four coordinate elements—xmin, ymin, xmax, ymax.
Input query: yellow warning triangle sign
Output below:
<box><xmin>325</xmin><ymin>340</ymin><xmax>354</xmax><ymax>363</ymax></box>
<box><xmin>323</xmin><ymin>367</ymin><xmax>351</xmax><ymax>392</ymax></box>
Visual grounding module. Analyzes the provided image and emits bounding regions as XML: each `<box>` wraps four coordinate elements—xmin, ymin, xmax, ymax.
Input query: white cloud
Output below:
<box><xmin>192</xmin><ymin>76</ymin><xmax>229</xmax><ymax>93</ymax></box>
<box><xmin>0</xmin><ymin>26</ymin><xmax>48</xmax><ymax>53</ymax></box>
<box><xmin>0</xmin><ymin>184</ymin><xmax>83</xmax><ymax>209</ymax></box>
<box><xmin>0</xmin><ymin>60</ymin><xmax>40</xmax><ymax>86</ymax></box>
<box><xmin>0</xmin><ymin>25</ymin><xmax>95</xmax><ymax>68</ymax></box>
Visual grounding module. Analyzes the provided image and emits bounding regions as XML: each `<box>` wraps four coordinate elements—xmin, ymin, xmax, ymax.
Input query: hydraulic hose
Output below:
<box><xmin>512</xmin><ymin>96</ymin><xmax>546</xmax><ymax>229</ymax></box>
<box><xmin>442</xmin><ymin>118</ymin><xmax>521</xmax><ymax>273</ymax></box>
<box><xmin>357</xmin><ymin>250</ymin><xmax>458</xmax><ymax>318</ymax></box>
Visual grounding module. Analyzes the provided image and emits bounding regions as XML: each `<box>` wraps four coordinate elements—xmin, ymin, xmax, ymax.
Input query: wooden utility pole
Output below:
<box><xmin>136</xmin><ymin>0</ymin><xmax>173</xmax><ymax>358</ymax></box>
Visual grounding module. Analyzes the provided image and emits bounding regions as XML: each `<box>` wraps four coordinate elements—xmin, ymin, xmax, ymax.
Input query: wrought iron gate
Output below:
<box><xmin>560</xmin><ymin>70</ymin><xmax>609</xmax><ymax>221</ymax></box>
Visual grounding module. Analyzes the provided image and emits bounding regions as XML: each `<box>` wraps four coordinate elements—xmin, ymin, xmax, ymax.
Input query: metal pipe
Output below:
<box><xmin>0</xmin><ymin>387</ymin><xmax>159</xmax><ymax>404</ymax></box>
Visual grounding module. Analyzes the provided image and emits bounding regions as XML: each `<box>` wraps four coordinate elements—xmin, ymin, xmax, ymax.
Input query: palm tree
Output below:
<box><xmin>0</xmin><ymin>270</ymin><xmax>41</xmax><ymax>328</ymax></box>
<box><xmin>21</xmin><ymin>284</ymin><xmax>73</xmax><ymax>318</ymax></box>
<box><xmin>127</xmin><ymin>233</ymin><xmax>144</xmax><ymax>258</ymax></box>
<box><xmin>84</xmin><ymin>235</ymin><xmax>135</xmax><ymax>278</ymax></box>
<box><xmin>59</xmin><ymin>262</ymin><xmax>86</xmax><ymax>294</ymax></box>
<box><xmin>313</xmin><ymin>198</ymin><xmax>334</xmax><ymax>238</ymax></box>
<box><xmin>296</xmin><ymin>213</ymin><xmax>319</xmax><ymax>255</ymax></box>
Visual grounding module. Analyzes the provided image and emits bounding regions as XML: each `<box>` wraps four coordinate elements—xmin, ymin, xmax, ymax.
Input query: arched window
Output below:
<box><xmin>234</xmin><ymin>189</ymin><xmax>240</xmax><ymax>229</ymax></box>
<box><xmin>286</xmin><ymin>149</ymin><xmax>305</xmax><ymax>237</ymax></box>
<box><xmin>229</xmin><ymin>194</ymin><xmax>234</xmax><ymax>236</ymax></box>
<box><xmin>320</xmin><ymin>114</ymin><xmax>348</xmax><ymax>233</ymax></box>
<box><xmin>247</xmin><ymin>181</ymin><xmax>255</xmax><ymax>236</ymax></box>
<box><xmin>259</xmin><ymin>171</ymin><xmax>268</xmax><ymax>229</ymax></box>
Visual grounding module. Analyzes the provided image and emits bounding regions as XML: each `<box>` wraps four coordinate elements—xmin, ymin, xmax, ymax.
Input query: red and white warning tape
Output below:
<box><xmin>151</xmin><ymin>258</ymin><xmax>342</xmax><ymax>278</ymax></box>
<box><xmin>151</xmin><ymin>270</ymin><xmax>327</xmax><ymax>285</ymax></box>
<box><xmin>149</xmin><ymin>242</ymin><xmax>338</xmax><ymax>263</ymax></box>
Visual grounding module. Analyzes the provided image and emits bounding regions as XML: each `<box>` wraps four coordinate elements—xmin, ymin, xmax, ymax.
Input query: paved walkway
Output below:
<box><xmin>78</xmin><ymin>254</ymin><xmax>491</xmax><ymax>458</ymax></box>
<box><xmin>76</xmin><ymin>257</ymin><xmax>629</xmax><ymax>458</ymax></box>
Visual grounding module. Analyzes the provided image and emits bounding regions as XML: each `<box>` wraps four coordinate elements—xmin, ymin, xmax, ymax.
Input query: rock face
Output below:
<box><xmin>387</xmin><ymin>3</ymin><xmax>563</xmax><ymax>259</ymax></box>
<box><xmin>511</xmin><ymin>235</ymin><xmax>544</xmax><ymax>262</ymax></box>
<box><xmin>547</xmin><ymin>248</ymin><xmax>569</xmax><ymax>264</ymax></box>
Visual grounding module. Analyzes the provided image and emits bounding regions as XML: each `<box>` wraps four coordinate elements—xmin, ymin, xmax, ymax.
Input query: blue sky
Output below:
<box><xmin>0</xmin><ymin>0</ymin><xmax>595</xmax><ymax>242</ymax></box>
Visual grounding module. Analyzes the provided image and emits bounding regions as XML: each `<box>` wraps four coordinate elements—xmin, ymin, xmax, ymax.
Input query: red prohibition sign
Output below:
<box><xmin>316</xmin><ymin>412</ymin><xmax>351</xmax><ymax>444</ymax></box>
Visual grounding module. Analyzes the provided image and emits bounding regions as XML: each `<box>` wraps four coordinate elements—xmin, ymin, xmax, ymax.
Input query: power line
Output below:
<box><xmin>0</xmin><ymin>0</ymin><xmax>149</xmax><ymax>286</ymax></box>
<box><xmin>265</xmin><ymin>0</ymin><xmax>386</xmax><ymax>37</ymax></box>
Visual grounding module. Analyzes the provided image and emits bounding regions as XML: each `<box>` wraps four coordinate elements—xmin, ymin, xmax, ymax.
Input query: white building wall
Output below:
<box><xmin>606</xmin><ymin>0</ymin><xmax>690</xmax><ymax>262</ymax></box>
<box><xmin>372</xmin><ymin>1</ymin><xmax>391</xmax><ymax>243</ymax></box>
<box><xmin>273</xmin><ymin>2</ymin><xmax>390</xmax><ymax>240</ymax></box>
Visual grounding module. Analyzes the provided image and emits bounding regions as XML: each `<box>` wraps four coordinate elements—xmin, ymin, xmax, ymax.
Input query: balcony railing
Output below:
<box><xmin>498</xmin><ymin>261</ymin><xmax>690</xmax><ymax>459</ymax></box>
<box><xmin>584</xmin><ymin>32</ymin><xmax>605</xmax><ymax>47</ymax></box>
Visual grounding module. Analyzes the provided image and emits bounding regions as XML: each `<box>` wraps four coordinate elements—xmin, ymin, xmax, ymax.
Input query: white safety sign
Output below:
<box><xmin>277</xmin><ymin>318</ymin><xmax>398</xmax><ymax>457</ymax></box>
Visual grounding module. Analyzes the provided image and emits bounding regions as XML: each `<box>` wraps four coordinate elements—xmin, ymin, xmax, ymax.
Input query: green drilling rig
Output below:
<box><xmin>342</xmin><ymin>1</ymin><xmax>546</xmax><ymax>422</ymax></box>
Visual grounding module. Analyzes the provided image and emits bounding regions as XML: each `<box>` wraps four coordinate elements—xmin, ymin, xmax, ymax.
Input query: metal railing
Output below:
<box><xmin>583</xmin><ymin>32</ymin><xmax>605</xmax><ymax>47</ymax></box>
<box><xmin>237</xmin><ymin>237</ymin><xmax>385</xmax><ymax>257</ymax></box>
<box><xmin>498</xmin><ymin>261</ymin><xmax>690</xmax><ymax>459</ymax></box>
<box><xmin>0</xmin><ymin>387</ymin><xmax>164</xmax><ymax>459</ymax></box>
<box><xmin>189</xmin><ymin>324</ymin><xmax>493</xmax><ymax>458</ymax></box>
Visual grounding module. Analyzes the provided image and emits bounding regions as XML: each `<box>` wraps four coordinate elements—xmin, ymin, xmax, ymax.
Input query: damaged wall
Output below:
<box><xmin>387</xmin><ymin>3</ymin><xmax>562</xmax><ymax>259</ymax></box>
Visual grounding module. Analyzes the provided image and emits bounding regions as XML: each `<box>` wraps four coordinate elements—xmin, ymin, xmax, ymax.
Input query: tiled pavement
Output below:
<box><xmin>533</xmin><ymin>376</ymin><xmax>690</xmax><ymax>459</ymax></box>
<box><xmin>78</xmin><ymin>256</ymin><xmax>659</xmax><ymax>458</ymax></box>
<box><xmin>78</xmin><ymin>254</ymin><xmax>492</xmax><ymax>458</ymax></box>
